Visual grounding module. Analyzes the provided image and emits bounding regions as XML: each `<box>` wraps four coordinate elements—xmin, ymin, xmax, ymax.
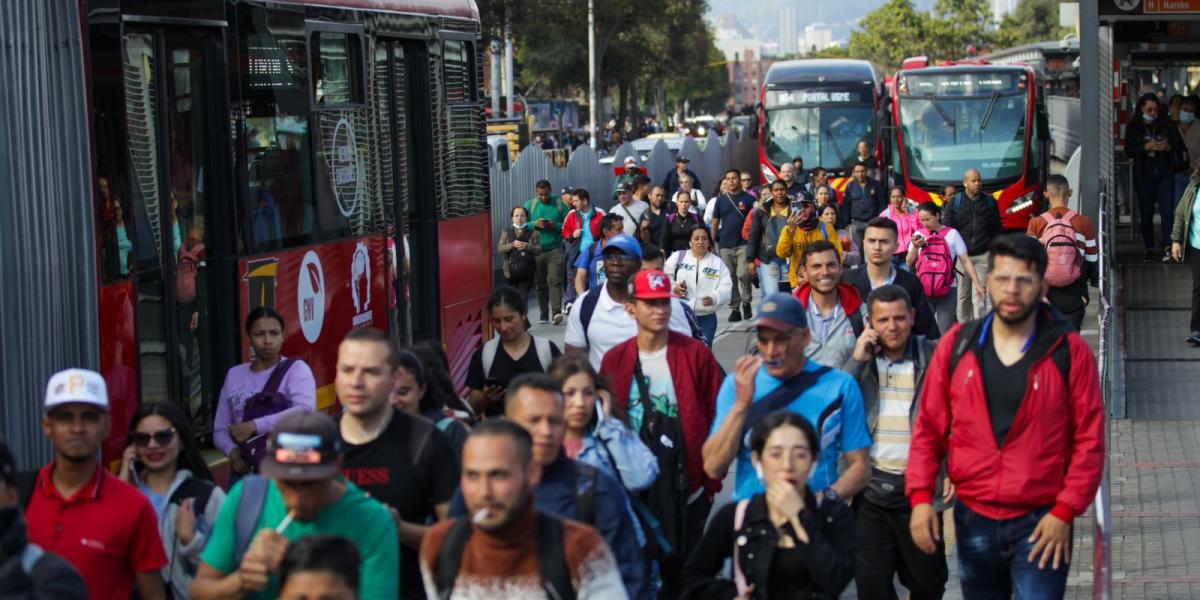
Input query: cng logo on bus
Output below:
<box><xmin>330</xmin><ymin>117</ymin><xmax>360</xmax><ymax>218</ymax></box>
<box><xmin>298</xmin><ymin>251</ymin><xmax>326</xmax><ymax>343</ymax></box>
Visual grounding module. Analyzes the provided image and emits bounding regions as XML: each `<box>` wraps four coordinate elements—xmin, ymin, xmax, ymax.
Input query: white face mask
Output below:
<box><xmin>512</xmin><ymin>219</ymin><xmax>525</xmax><ymax>228</ymax></box>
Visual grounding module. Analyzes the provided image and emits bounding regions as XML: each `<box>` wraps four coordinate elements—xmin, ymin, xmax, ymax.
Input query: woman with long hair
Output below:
<box><xmin>465</xmin><ymin>286</ymin><xmax>561</xmax><ymax>417</ymax></box>
<box><xmin>391</xmin><ymin>346</ymin><xmax>471</xmax><ymax>458</ymax></box>
<box><xmin>120</xmin><ymin>401</ymin><xmax>226</xmax><ymax>598</ymax></box>
<box><xmin>497</xmin><ymin>204</ymin><xmax>541</xmax><ymax>309</ymax></box>
<box><xmin>682</xmin><ymin>412</ymin><xmax>855</xmax><ymax>599</ymax></box>
<box><xmin>214</xmin><ymin>306</ymin><xmax>315</xmax><ymax>476</ymax></box>
<box><xmin>663</xmin><ymin>227</ymin><xmax>732</xmax><ymax>346</ymax></box>
<box><xmin>660</xmin><ymin>190</ymin><xmax>704</xmax><ymax>253</ymax></box>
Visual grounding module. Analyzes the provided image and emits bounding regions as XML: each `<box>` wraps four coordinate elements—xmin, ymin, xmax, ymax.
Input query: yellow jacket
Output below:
<box><xmin>776</xmin><ymin>223</ymin><xmax>844</xmax><ymax>288</ymax></box>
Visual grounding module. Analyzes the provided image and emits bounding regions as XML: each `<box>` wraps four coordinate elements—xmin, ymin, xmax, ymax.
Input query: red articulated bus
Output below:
<box><xmin>86</xmin><ymin>0</ymin><xmax>489</xmax><ymax>472</ymax></box>
<box><xmin>885</xmin><ymin>57</ymin><xmax>1051</xmax><ymax>229</ymax></box>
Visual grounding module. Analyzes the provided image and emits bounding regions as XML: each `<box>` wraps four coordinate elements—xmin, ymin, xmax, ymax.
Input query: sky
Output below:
<box><xmin>707</xmin><ymin>0</ymin><xmax>937</xmax><ymax>46</ymax></box>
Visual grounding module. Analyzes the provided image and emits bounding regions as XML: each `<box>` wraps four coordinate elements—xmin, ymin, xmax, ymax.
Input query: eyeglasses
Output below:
<box><xmin>131</xmin><ymin>428</ymin><xmax>176</xmax><ymax>448</ymax></box>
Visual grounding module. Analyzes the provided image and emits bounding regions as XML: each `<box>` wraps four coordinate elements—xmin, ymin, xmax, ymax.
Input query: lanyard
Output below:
<box><xmin>977</xmin><ymin>313</ymin><xmax>1036</xmax><ymax>354</ymax></box>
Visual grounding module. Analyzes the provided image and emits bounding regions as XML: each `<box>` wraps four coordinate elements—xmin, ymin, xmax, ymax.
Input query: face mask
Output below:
<box><xmin>512</xmin><ymin>219</ymin><xmax>525</xmax><ymax>228</ymax></box>
<box><xmin>1182</xmin><ymin>111</ymin><xmax>1196</xmax><ymax>124</ymax></box>
<box><xmin>1143</xmin><ymin>112</ymin><xmax>1156</xmax><ymax>123</ymax></box>
<box><xmin>754</xmin><ymin>464</ymin><xmax>764</xmax><ymax>480</ymax></box>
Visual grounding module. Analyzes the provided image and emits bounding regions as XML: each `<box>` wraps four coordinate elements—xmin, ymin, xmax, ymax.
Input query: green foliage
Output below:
<box><xmin>993</xmin><ymin>0</ymin><xmax>1074</xmax><ymax>48</ymax></box>
<box><xmin>848</xmin><ymin>0</ymin><xmax>930</xmax><ymax>71</ymax></box>
<box><xmin>928</xmin><ymin>0</ymin><xmax>993</xmax><ymax>60</ymax></box>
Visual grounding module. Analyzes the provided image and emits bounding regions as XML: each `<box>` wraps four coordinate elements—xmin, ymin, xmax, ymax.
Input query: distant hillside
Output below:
<box><xmin>708</xmin><ymin>0</ymin><xmax>936</xmax><ymax>45</ymax></box>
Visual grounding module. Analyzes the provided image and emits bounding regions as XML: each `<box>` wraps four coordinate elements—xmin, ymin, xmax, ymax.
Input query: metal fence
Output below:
<box><xmin>488</xmin><ymin>129</ymin><xmax>760</xmax><ymax>275</ymax></box>
<box><xmin>0</xmin><ymin>0</ymin><xmax>98</xmax><ymax>467</ymax></box>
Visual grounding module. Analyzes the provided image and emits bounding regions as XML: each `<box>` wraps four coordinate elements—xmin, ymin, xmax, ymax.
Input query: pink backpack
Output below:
<box><xmin>1039</xmin><ymin>210</ymin><xmax>1083</xmax><ymax>288</ymax></box>
<box><xmin>915</xmin><ymin>228</ymin><xmax>954</xmax><ymax>299</ymax></box>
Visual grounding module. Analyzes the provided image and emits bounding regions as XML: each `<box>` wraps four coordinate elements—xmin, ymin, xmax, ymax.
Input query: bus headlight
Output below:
<box><xmin>761</xmin><ymin>165</ymin><xmax>777</xmax><ymax>184</ymax></box>
<box><xmin>1005</xmin><ymin>192</ymin><xmax>1036</xmax><ymax>215</ymax></box>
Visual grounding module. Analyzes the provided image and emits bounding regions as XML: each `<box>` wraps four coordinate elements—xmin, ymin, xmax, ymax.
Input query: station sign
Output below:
<box><xmin>1102</xmin><ymin>0</ymin><xmax>1200</xmax><ymax>14</ymax></box>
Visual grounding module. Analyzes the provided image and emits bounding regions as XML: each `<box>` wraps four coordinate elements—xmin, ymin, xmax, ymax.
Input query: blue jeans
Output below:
<box><xmin>1136</xmin><ymin>175</ymin><xmax>1176</xmax><ymax>249</ymax></box>
<box><xmin>954</xmin><ymin>502</ymin><xmax>1071</xmax><ymax>600</ymax></box>
<box><xmin>696</xmin><ymin>313</ymin><xmax>718</xmax><ymax>346</ymax></box>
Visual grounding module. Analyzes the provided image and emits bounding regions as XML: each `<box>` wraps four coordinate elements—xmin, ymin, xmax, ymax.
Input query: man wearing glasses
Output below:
<box><xmin>565</xmin><ymin>234</ymin><xmax>696</xmax><ymax>368</ymax></box>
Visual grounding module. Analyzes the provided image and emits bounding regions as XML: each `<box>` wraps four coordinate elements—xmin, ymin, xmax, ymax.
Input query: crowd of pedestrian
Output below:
<box><xmin>0</xmin><ymin>152</ymin><xmax>1112</xmax><ymax>600</ymax></box>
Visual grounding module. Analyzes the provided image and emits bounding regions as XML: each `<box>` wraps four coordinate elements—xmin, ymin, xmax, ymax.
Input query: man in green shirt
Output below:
<box><xmin>190</xmin><ymin>412</ymin><xmax>399</xmax><ymax>600</ymax></box>
<box><xmin>525</xmin><ymin>179</ymin><xmax>571</xmax><ymax>324</ymax></box>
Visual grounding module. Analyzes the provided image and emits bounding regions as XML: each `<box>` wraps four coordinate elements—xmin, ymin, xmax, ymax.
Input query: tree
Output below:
<box><xmin>848</xmin><ymin>0</ymin><xmax>930</xmax><ymax>71</ymax></box>
<box><xmin>928</xmin><ymin>0</ymin><xmax>993</xmax><ymax>60</ymax></box>
<box><xmin>993</xmin><ymin>0</ymin><xmax>1074</xmax><ymax>49</ymax></box>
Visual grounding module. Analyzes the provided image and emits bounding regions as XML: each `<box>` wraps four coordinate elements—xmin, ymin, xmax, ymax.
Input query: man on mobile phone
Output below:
<box><xmin>842</xmin><ymin>286</ymin><xmax>949</xmax><ymax>599</ymax></box>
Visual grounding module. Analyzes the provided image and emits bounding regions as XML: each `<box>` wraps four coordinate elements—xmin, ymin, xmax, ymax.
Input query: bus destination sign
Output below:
<box><xmin>904</xmin><ymin>73</ymin><xmax>1018</xmax><ymax>96</ymax></box>
<box><xmin>765</xmin><ymin>89</ymin><xmax>865</xmax><ymax>107</ymax></box>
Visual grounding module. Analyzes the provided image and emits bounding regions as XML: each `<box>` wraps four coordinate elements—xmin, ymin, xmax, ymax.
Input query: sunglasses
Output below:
<box><xmin>131</xmin><ymin>427</ymin><xmax>176</xmax><ymax>448</ymax></box>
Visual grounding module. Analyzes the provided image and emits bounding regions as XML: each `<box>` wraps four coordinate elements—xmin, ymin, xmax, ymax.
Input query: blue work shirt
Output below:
<box><xmin>710</xmin><ymin>360</ymin><xmax>872</xmax><ymax>500</ymax></box>
<box><xmin>450</xmin><ymin>452</ymin><xmax>650</xmax><ymax>599</ymax></box>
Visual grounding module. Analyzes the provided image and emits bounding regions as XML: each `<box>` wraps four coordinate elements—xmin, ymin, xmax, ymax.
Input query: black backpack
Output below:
<box><xmin>434</xmin><ymin>511</ymin><xmax>576</xmax><ymax>600</ymax></box>
<box><xmin>631</xmin><ymin>358</ymin><xmax>690</xmax><ymax>561</ymax></box>
<box><xmin>507</xmin><ymin>226</ymin><xmax>536</xmax><ymax>280</ymax></box>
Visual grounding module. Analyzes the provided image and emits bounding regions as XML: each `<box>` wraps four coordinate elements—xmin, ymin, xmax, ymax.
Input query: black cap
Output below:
<box><xmin>260</xmin><ymin>412</ymin><xmax>342</xmax><ymax>481</ymax></box>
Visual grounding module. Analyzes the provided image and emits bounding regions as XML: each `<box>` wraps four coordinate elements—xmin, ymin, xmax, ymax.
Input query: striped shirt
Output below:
<box><xmin>870</xmin><ymin>357</ymin><xmax>917</xmax><ymax>475</ymax></box>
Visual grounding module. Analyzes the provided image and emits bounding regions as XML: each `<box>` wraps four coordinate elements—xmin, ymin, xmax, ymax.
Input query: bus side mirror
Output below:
<box><xmin>751</xmin><ymin>103</ymin><xmax>762</xmax><ymax>140</ymax></box>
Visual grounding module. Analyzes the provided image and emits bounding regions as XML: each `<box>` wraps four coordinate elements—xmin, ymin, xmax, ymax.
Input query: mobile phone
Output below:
<box><xmin>790</xmin><ymin>200</ymin><xmax>803</xmax><ymax>213</ymax></box>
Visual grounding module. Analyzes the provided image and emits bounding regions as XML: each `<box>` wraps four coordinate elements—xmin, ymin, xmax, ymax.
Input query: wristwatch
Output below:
<box><xmin>823</xmin><ymin>488</ymin><xmax>841</xmax><ymax>503</ymax></box>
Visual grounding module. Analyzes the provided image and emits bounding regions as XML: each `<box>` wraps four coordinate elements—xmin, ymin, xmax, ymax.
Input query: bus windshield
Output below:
<box><xmin>898</xmin><ymin>91</ymin><xmax>1028</xmax><ymax>183</ymax></box>
<box><xmin>764</xmin><ymin>105</ymin><xmax>874</xmax><ymax>173</ymax></box>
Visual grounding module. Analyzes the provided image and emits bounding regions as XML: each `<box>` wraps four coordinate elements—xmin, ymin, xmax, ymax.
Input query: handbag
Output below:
<box><xmin>239</xmin><ymin>359</ymin><xmax>296</xmax><ymax>471</ymax></box>
<box><xmin>507</xmin><ymin>227</ymin><xmax>536</xmax><ymax>279</ymax></box>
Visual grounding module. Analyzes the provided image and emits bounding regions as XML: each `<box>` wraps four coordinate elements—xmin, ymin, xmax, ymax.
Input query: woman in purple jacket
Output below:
<box><xmin>213</xmin><ymin>306</ymin><xmax>315</xmax><ymax>476</ymax></box>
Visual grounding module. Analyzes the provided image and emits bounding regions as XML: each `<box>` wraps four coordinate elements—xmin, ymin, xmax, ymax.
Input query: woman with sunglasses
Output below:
<box><xmin>214</xmin><ymin>306</ymin><xmax>316</xmax><ymax>477</ymax></box>
<box><xmin>119</xmin><ymin>402</ymin><xmax>226</xmax><ymax>599</ymax></box>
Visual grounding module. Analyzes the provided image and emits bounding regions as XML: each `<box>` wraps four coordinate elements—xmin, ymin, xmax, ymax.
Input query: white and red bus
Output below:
<box><xmin>756</xmin><ymin>59</ymin><xmax>885</xmax><ymax>192</ymax></box>
<box><xmin>885</xmin><ymin>58</ymin><xmax>1051</xmax><ymax>229</ymax></box>
<box><xmin>77</xmin><ymin>0</ymin><xmax>489</xmax><ymax>471</ymax></box>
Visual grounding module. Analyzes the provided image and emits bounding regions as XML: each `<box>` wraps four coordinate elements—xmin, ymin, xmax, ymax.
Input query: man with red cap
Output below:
<box><xmin>600</xmin><ymin>269</ymin><xmax>724</xmax><ymax>599</ymax></box>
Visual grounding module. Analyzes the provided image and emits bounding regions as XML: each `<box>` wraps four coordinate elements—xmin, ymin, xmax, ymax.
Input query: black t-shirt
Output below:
<box><xmin>712</xmin><ymin>191</ymin><xmax>754</xmax><ymax>248</ymax></box>
<box><xmin>768</xmin><ymin>524</ymin><xmax>816</xmax><ymax>598</ymax></box>
<box><xmin>978</xmin><ymin>332</ymin><xmax>1035</xmax><ymax>448</ymax></box>
<box><xmin>465</xmin><ymin>337</ymin><xmax>562</xmax><ymax>416</ymax></box>
<box><xmin>340</xmin><ymin>410</ymin><xmax>460</xmax><ymax>599</ymax></box>
<box><xmin>641</xmin><ymin>204</ymin><xmax>674</xmax><ymax>245</ymax></box>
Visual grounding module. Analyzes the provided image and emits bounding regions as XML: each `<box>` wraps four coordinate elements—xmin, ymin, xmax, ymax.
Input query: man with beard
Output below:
<box><xmin>445</xmin><ymin>376</ymin><xmax>647</xmax><ymax>598</ymax></box>
<box><xmin>25</xmin><ymin>369</ymin><xmax>167</xmax><ymax>600</ymax></box>
<box><xmin>703</xmin><ymin>292</ymin><xmax>871</xmax><ymax>503</ymax></box>
<box><xmin>335</xmin><ymin>328</ymin><xmax>459</xmax><ymax>600</ymax></box>
<box><xmin>421</xmin><ymin>420</ymin><xmax>626</xmax><ymax>599</ymax></box>
<box><xmin>908</xmin><ymin>234</ymin><xmax>1104</xmax><ymax>599</ymax></box>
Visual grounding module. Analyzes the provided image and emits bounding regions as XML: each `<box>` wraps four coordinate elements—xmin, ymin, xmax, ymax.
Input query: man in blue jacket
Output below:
<box><xmin>449</xmin><ymin>374</ymin><xmax>649</xmax><ymax>599</ymax></box>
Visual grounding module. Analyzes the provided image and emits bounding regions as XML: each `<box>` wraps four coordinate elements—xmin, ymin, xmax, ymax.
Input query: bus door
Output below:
<box><xmin>373</xmin><ymin>38</ymin><xmax>440</xmax><ymax>345</ymax></box>
<box><xmin>120</xmin><ymin>26</ymin><xmax>232</xmax><ymax>436</ymax></box>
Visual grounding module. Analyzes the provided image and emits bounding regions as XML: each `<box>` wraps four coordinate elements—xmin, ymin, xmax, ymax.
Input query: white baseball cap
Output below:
<box><xmin>44</xmin><ymin>368</ymin><xmax>109</xmax><ymax>412</ymax></box>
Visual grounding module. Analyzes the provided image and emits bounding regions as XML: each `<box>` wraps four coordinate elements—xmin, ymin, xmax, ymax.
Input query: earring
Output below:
<box><xmin>754</xmin><ymin>464</ymin><xmax>764</xmax><ymax>481</ymax></box>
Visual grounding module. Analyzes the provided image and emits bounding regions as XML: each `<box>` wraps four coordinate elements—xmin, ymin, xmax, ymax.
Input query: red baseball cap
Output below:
<box><xmin>634</xmin><ymin>269</ymin><xmax>675</xmax><ymax>300</ymax></box>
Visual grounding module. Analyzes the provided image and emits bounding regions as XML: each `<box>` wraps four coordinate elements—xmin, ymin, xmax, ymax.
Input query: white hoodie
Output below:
<box><xmin>664</xmin><ymin>249</ymin><xmax>732</xmax><ymax>316</ymax></box>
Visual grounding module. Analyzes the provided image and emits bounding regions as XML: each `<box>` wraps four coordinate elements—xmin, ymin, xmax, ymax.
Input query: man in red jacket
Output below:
<box><xmin>600</xmin><ymin>268</ymin><xmax>724</xmax><ymax>599</ymax></box>
<box><xmin>907</xmin><ymin>234</ymin><xmax>1104</xmax><ymax>598</ymax></box>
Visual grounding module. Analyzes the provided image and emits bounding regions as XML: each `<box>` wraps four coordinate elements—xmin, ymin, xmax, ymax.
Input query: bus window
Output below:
<box><xmin>238</xmin><ymin>6</ymin><xmax>315</xmax><ymax>254</ymax></box>
<box><xmin>442</xmin><ymin>40</ymin><xmax>475</xmax><ymax>103</ymax></box>
<box><xmin>311</xmin><ymin>31</ymin><xmax>364</xmax><ymax>107</ymax></box>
